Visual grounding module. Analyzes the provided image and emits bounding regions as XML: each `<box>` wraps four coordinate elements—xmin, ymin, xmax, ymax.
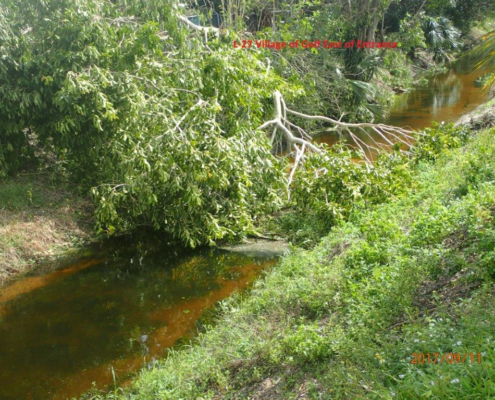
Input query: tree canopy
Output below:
<box><xmin>0</xmin><ymin>0</ymin><xmax>301</xmax><ymax>246</ymax></box>
<box><xmin>1</xmin><ymin>0</ymin><xmax>493</xmax><ymax>247</ymax></box>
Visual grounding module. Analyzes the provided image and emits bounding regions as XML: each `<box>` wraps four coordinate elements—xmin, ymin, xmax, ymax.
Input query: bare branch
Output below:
<box><xmin>178</xmin><ymin>15</ymin><xmax>220</xmax><ymax>38</ymax></box>
<box><xmin>287</xmin><ymin>144</ymin><xmax>305</xmax><ymax>200</ymax></box>
<box><xmin>349</xmin><ymin>131</ymin><xmax>373</xmax><ymax>163</ymax></box>
<box><xmin>257</xmin><ymin>91</ymin><xmax>322</xmax><ymax>154</ymax></box>
<box><xmin>286</xmin><ymin>107</ymin><xmax>415</xmax><ymax>139</ymax></box>
<box><xmin>156</xmin><ymin>99</ymin><xmax>207</xmax><ymax>140</ymax></box>
<box><xmin>258</xmin><ymin>90</ymin><xmax>418</xmax><ymax>196</ymax></box>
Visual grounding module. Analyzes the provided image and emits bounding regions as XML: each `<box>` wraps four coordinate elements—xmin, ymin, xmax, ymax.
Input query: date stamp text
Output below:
<box><xmin>411</xmin><ymin>352</ymin><xmax>482</xmax><ymax>365</ymax></box>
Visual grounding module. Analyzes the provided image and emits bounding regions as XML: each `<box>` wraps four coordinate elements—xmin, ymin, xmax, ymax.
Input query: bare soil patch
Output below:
<box><xmin>0</xmin><ymin>174</ymin><xmax>93</xmax><ymax>285</ymax></box>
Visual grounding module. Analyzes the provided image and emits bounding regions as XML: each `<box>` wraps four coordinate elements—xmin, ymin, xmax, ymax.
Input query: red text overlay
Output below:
<box><xmin>233</xmin><ymin>39</ymin><xmax>398</xmax><ymax>50</ymax></box>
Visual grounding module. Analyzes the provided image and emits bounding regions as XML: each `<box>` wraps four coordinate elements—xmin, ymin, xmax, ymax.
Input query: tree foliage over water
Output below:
<box><xmin>0</xmin><ymin>0</ymin><xmax>302</xmax><ymax>246</ymax></box>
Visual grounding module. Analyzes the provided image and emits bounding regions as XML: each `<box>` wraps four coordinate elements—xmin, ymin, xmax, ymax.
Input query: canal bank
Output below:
<box><xmin>84</xmin><ymin>124</ymin><xmax>495</xmax><ymax>399</ymax></box>
<box><xmin>0</xmin><ymin>175</ymin><xmax>93</xmax><ymax>286</ymax></box>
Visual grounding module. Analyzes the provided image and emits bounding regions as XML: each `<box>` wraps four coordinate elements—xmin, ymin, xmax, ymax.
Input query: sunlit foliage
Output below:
<box><xmin>0</xmin><ymin>0</ymin><xmax>299</xmax><ymax>246</ymax></box>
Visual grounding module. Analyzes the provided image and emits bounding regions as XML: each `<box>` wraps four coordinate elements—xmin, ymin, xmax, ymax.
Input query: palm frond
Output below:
<box><xmin>422</xmin><ymin>16</ymin><xmax>461</xmax><ymax>61</ymax></box>
<box><xmin>470</xmin><ymin>30</ymin><xmax>495</xmax><ymax>89</ymax></box>
<box><xmin>348</xmin><ymin>80</ymin><xmax>384</xmax><ymax>118</ymax></box>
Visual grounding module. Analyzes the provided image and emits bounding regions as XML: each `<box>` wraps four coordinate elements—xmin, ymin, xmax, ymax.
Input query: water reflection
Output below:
<box><xmin>0</xmin><ymin>233</ymin><xmax>276</xmax><ymax>400</ymax></box>
<box><xmin>384</xmin><ymin>57</ymin><xmax>492</xmax><ymax>130</ymax></box>
<box><xmin>317</xmin><ymin>56</ymin><xmax>492</xmax><ymax>150</ymax></box>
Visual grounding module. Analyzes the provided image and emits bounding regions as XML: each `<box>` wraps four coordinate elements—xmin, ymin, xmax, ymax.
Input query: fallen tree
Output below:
<box><xmin>0</xmin><ymin>0</ymin><xmax>420</xmax><ymax>247</ymax></box>
<box><xmin>257</xmin><ymin>90</ymin><xmax>415</xmax><ymax>197</ymax></box>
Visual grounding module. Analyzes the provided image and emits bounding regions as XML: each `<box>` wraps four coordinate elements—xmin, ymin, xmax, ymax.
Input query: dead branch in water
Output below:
<box><xmin>258</xmin><ymin>90</ymin><xmax>416</xmax><ymax>197</ymax></box>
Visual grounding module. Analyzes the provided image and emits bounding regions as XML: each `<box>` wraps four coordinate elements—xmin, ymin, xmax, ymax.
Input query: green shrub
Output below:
<box><xmin>0</xmin><ymin>0</ymin><xmax>303</xmax><ymax>246</ymax></box>
<box><xmin>291</xmin><ymin>144</ymin><xmax>412</xmax><ymax>228</ymax></box>
<box><xmin>413</xmin><ymin>122</ymin><xmax>470</xmax><ymax>163</ymax></box>
<box><xmin>282</xmin><ymin>324</ymin><xmax>333</xmax><ymax>364</ymax></box>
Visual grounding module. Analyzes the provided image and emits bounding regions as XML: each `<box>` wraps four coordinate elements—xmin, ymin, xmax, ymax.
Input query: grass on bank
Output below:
<box><xmin>0</xmin><ymin>174</ymin><xmax>92</xmax><ymax>284</ymax></box>
<box><xmin>84</xmin><ymin>125</ymin><xmax>495</xmax><ymax>399</ymax></box>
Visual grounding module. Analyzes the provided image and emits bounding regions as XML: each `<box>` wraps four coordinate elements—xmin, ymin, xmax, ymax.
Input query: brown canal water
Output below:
<box><xmin>317</xmin><ymin>56</ymin><xmax>492</xmax><ymax>147</ymax></box>
<box><xmin>0</xmin><ymin>233</ymin><xmax>277</xmax><ymax>399</ymax></box>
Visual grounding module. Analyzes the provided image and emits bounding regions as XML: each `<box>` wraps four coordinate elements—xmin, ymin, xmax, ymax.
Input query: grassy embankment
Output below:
<box><xmin>87</xmin><ymin>125</ymin><xmax>495</xmax><ymax>399</ymax></box>
<box><xmin>0</xmin><ymin>174</ymin><xmax>92</xmax><ymax>285</ymax></box>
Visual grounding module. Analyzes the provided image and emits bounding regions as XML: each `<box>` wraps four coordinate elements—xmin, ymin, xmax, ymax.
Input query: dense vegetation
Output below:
<box><xmin>2</xmin><ymin>0</ymin><xmax>494</xmax><ymax>248</ymax></box>
<box><xmin>1</xmin><ymin>0</ymin><xmax>495</xmax><ymax>398</ymax></box>
<box><xmin>0</xmin><ymin>0</ymin><xmax>299</xmax><ymax>246</ymax></box>
<box><xmin>84</xmin><ymin>124</ymin><xmax>495</xmax><ymax>399</ymax></box>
